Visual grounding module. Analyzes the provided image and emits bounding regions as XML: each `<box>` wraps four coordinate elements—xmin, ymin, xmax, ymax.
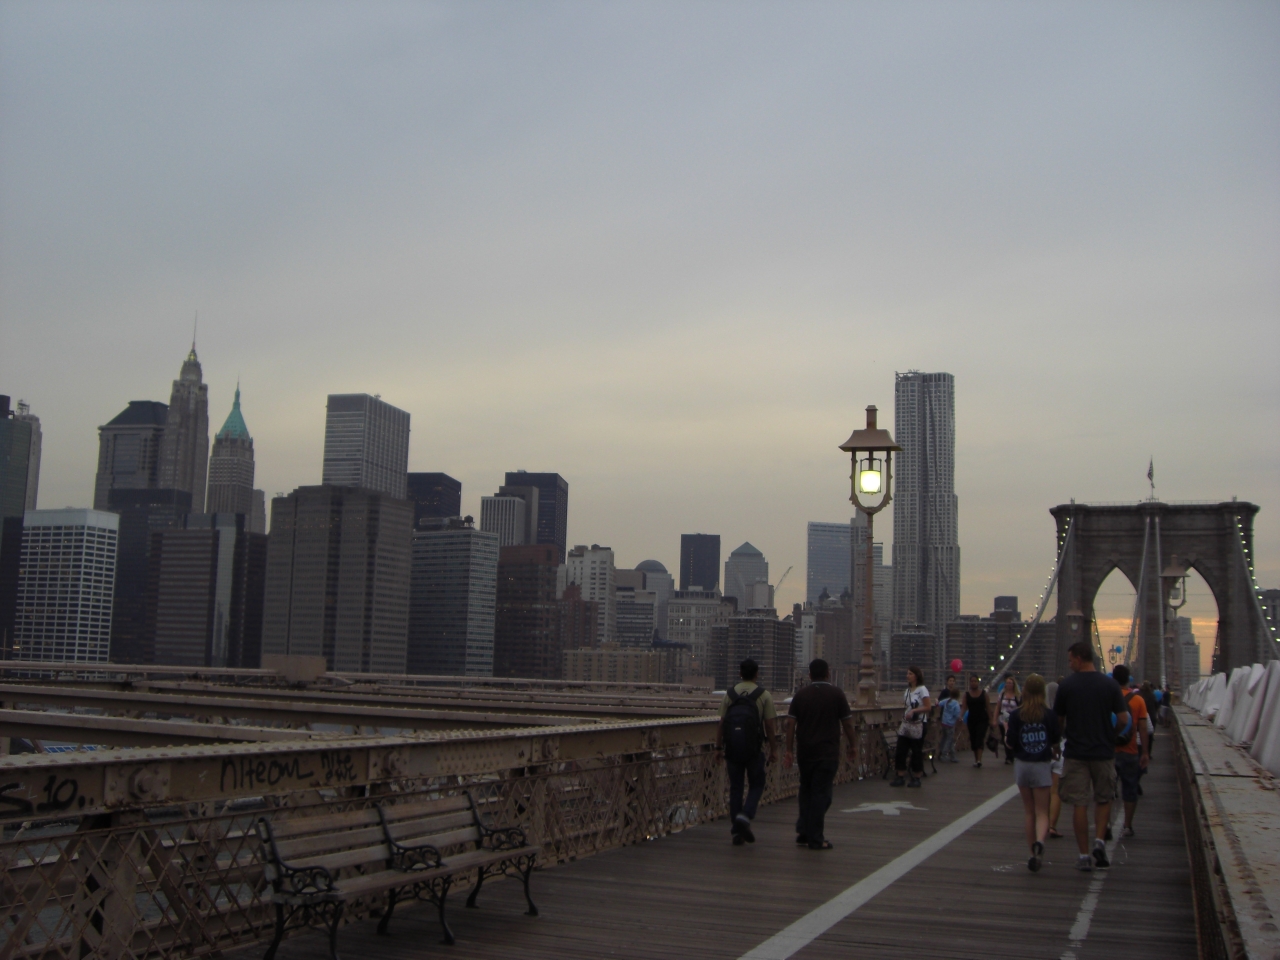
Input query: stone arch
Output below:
<box><xmin>1051</xmin><ymin>501</ymin><xmax>1269</xmax><ymax>684</ymax></box>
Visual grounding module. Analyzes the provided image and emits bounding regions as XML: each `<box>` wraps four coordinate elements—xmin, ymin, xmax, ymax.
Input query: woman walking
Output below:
<box><xmin>1045</xmin><ymin>679</ymin><xmax>1064</xmax><ymax>838</ymax></box>
<box><xmin>1005</xmin><ymin>674</ymin><xmax>1061</xmax><ymax>872</ymax></box>
<box><xmin>890</xmin><ymin>667</ymin><xmax>931</xmax><ymax>788</ymax></box>
<box><xmin>997</xmin><ymin>677</ymin><xmax>1021</xmax><ymax>764</ymax></box>
<box><xmin>963</xmin><ymin>675</ymin><xmax>991</xmax><ymax>767</ymax></box>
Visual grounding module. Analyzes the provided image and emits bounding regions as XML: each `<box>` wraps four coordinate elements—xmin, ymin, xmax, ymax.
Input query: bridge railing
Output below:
<box><xmin>0</xmin><ymin>707</ymin><xmax>900</xmax><ymax>959</ymax></box>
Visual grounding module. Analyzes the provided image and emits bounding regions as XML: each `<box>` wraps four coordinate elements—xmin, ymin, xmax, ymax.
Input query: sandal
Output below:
<box><xmin>1048</xmin><ymin>828</ymin><xmax>1063</xmax><ymax>839</ymax></box>
<box><xmin>808</xmin><ymin>840</ymin><xmax>834</xmax><ymax>850</ymax></box>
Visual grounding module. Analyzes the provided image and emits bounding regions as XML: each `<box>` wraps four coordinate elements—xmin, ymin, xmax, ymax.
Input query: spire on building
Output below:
<box><xmin>217</xmin><ymin>385</ymin><xmax>251</xmax><ymax>441</ymax></box>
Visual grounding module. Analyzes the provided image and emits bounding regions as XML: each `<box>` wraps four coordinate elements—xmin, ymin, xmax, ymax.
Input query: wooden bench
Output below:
<box><xmin>256</xmin><ymin>793</ymin><xmax>539</xmax><ymax>959</ymax></box>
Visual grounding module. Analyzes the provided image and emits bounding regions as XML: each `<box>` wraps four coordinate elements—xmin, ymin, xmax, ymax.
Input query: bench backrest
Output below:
<box><xmin>258</xmin><ymin>793</ymin><xmax>484</xmax><ymax>874</ymax></box>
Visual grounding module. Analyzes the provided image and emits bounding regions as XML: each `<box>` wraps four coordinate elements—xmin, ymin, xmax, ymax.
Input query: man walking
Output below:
<box><xmin>1112</xmin><ymin>665</ymin><xmax>1151</xmax><ymax>838</ymax></box>
<box><xmin>939</xmin><ymin>675</ymin><xmax>962</xmax><ymax>763</ymax></box>
<box><xmin>784</xmin><ymin>659</ymin><xmax>857</xmax><ymax>851</ymax></box>
<box><xmin>716</xmin><ymin>658</ymin><xmax>777</xmax><ymax>845</ymax></box>
<box><xmin>1054</xmin><ymin>641</ymin><xmax>1129</xmax><ymax>871</ymax></box>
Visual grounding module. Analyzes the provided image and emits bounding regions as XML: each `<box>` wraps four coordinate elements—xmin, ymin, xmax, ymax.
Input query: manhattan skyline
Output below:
<box><xmin>1</xmin><ymin>2</ymin><xmax>1275</xmax><ymax>637</ymax></box>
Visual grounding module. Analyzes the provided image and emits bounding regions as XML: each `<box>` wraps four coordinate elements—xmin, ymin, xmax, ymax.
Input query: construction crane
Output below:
<box><xmin>775</xmin><ymin>566</ymin><xmax>793</xmax><ymax>599</ymax></box>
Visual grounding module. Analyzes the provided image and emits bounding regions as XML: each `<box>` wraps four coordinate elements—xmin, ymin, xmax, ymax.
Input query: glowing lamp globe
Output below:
<box><xmin>858</xmin><ymin>466</ymin><xmax>882</xmax><ymax>495</ymax></box>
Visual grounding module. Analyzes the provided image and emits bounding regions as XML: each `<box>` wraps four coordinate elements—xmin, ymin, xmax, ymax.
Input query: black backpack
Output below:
<box><xmin>722</xmin><ymin>685</ymin><xmax>766</xmax><ymax>764</ymax></box>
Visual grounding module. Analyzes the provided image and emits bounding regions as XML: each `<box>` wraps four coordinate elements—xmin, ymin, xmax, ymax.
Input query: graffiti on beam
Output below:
<box><xmin>0</xmin><ymin>775</ymin><xmax>85</xmax><ymax>816</ymax></box>
<box><xmin>218</xmin><ymin>750</ymin><xmax>359</xmax><ymax>793</ymax></box>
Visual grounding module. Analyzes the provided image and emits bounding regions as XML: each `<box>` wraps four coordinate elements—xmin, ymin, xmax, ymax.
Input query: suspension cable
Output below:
<box><xmin>986</xmin><ymin>516</ymin><xmax>1076</xmax><ymax>691</ymax></box>
<box><xmin>1234</xmin><ymin>516</ymin><xmax>1279</xmax><ymax>663</ymax></box>
<box><xmin>1122</xmin><ymin>515</ymin><xmax>1150</xmax><ymax>667</ymax></box>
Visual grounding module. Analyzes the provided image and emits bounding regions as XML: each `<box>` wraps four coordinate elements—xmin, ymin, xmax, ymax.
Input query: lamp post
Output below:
<box><xmin>840</xmin><ymin>405</ymin><xmax>900</xmax><ymax>708</ymax></box>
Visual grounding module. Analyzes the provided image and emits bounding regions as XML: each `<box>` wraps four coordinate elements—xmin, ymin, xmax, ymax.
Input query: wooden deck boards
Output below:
<box><xmin>253</xmin><ymin>741</ymin><xmax>1196</xmax><ymax>960</ymax></box>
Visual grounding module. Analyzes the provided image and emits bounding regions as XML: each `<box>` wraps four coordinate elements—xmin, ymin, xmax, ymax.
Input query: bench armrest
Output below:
<box><xmin>482</xmin><ymin>826</ymin><xmax>529</xmax><ymax>852</ymax></box>
<box><xmin>376</xmin><ymin>804</ymin><xmax>443</xmax><ymax>872</ymax></box>
<box><xmin>255</xmin><ymin>818</ymin><xmax>336</xmax><ymax>896</ymax></box>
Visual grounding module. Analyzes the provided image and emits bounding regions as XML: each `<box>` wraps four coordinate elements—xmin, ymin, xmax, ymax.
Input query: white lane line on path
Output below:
<box><xmin>1058</xmin><ymin>834</ymin><xmax>1119</xmax><ymax>960</ymax></box>
<box><xmin>738</xmin><ymin>784</ymin><xmax>1019</xmax><ymax>960</ymax></box>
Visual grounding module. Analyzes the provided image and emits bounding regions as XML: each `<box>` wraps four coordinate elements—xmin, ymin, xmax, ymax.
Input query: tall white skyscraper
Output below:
<box><xmin>724</xmin><ymin>542</ymin><xmax>769</xmax><ymax>610</ymax></box>
<box><xmin>562</xmin><ymin>544</ymin><xmax>616</xmax><ymax>642</ymax></box>
<box><xmin>15</xmin><ymin>509</ymin><xmax>118</xmax><ymax>662</ymax></box>
<box><xmin>322</xmin><ymin>394</ymin><xmax>410</xmax><ymax>499</ymax></box>
<box><xmin>480</xmin><ymin>495</ymin><xmax>527</xmax><ymax>547</ymax></box>
<box><xmin>892</xmin><ymin>371</ymin><xmax>959</xmax><ymax>646</ymax></box>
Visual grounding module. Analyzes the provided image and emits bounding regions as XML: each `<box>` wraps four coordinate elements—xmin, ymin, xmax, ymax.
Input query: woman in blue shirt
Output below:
<box><xmin>1005</xmin><ymin>674</ymin><xmax>1061</xmax><ymax>873</ymax></box>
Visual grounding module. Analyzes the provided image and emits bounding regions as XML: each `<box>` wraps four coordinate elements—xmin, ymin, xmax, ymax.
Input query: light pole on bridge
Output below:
<box><xmin>840</xmin><ymin>405</ymin><xmax>900</xmax><ymax>709</ymax></box>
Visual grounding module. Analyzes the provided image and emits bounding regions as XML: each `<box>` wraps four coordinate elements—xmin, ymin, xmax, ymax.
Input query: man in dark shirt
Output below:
<box><xmin>1054</xmin><ymin>641</ymin><xmax>1128</xmax><ymax>871</ymax></box>
<box><xmin>784</xmin><ymin>658</ymin><xmax>857</xmax><ymax>850</ymax></box>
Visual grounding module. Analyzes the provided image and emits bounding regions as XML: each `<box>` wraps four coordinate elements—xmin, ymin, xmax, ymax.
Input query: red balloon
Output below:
<box><xmin>950</xmin><ymin>659</ymin><xmax>963</xmax><ymax>672</ymax></box>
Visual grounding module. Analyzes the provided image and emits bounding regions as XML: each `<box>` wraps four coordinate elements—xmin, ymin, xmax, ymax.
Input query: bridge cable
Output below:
<box><xmin>985</xmin><ymin>516</ymin><xmax>1075</xmax><ymax>692</ymax></box>
<box><xmin>1154</xmin><ymin>514</ymin><xmax>1167</xmax><ymax>687</ymax></box>
<box><xmin>1234</xmin><ymin>517</ymin><xmax>1279</xmax><ymax>663</ymax></box>
<box><xmin>1122</xmin><ymin>515</ymin><xmax>1150</xmax><ymax>668</ymax></box>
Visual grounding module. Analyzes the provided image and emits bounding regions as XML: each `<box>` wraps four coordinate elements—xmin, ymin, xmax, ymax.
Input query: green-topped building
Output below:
<box><xmin>206</xmin><ymin>385</ymin><xmax>263</xmax><ymax>530</ymax></box>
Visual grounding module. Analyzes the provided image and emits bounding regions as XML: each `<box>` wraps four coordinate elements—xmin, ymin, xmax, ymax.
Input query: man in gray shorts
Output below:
<box><xmin>1053</xmin><ymin>641</ymin><xmax>1129</xmax><ymax>871</ymax></box>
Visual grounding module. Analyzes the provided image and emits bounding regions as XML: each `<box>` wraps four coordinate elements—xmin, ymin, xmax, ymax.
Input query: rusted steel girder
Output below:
<box><xmin>0</xmin><ymin>708</ymin><xmax>323</xmax><ymax>747</ymax></box>
<box><xmin>0</xmin><ymin>717</ymin><xmax>719</xmax><ymax>823</ymax></box>
<box><xmin>0</xmin><ymin>682</ymin><xmax>613</xmax><ymax>731</ymax></box>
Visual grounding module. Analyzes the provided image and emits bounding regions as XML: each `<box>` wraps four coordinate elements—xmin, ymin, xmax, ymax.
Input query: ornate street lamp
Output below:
<box><xmin>1161</xmin><ymin>555</ymin><xmax>1189</xmax><ymax>689</ymax></box>
<box><xmin>840</xmin><ymin>405</ymin><xmax>900</xmax><ymax>708</ymax></box>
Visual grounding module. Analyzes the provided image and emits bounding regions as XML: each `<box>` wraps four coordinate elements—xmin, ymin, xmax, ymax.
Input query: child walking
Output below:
<box><xmin>1005</xmin><ymin>674</ymin><xmax>1061</xmax><ymax>872</ymax></box>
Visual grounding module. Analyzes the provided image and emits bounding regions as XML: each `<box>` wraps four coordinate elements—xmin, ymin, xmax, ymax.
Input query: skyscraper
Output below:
<box><xmin>93</xmin><ymin>401</ymin><xmax>168</xmax><ymax>510</ymax></box>
<box><xmin>892</xmin><ymin>370</ymin><xmax>960</xmax><ymax>643</ymax></box>
<box><xmin>262</xmin><ymin>485</ymin><xmax>412</xmax><ymax>673</ymax></box>
<box><xmin>0</xmin><ymin>396</ymin><xmax>36</xmax><ymax>655</ymax></box>
<box><xmin>323</xmin><ymin>394</ymin><xmax>411</xmax><ymax>499</ymax></box>
<box><xmin>806</xmin><ymin>521</ymin><xmax>851</xmax><ymax>607</ymax></box>
<box><xmin>493</xmin><ymin>543</ymin><xmax>562</xmax><ymax>679</ymax></box>
<box><xmin>205</xmin><ymin>386</ymin><xmax>256</xmax><ymax>517</ymax></box>
<box><xmin>562</xmin><ymin>544</ymin><xmax>616</xmax><ymax>642</ymax></box>
<box><xmin>13</xmin><ymin>509</ymin><xmax>118</xmax><ymax>663</ymax></box>
<box><xmin>724</xmin><ymin>542</ymin><xmax>768</xmax><ymax>609</ymax></box>
<box><xmin>481</xmin><ymin>486</ymin><xmax>538</xmax><ymax>547</ymax></box>
<box><xmin>146</xmin><ymin>513</ymin><xmax>267</xmax><ymax>668</ymax></box>
<box><xmin>14</xmin><ymin>400</ymin><xmax>40</xmax><ymax>511</ymax></box>
<box><xmin>614</xmin><ymin>568</ymin><xmax>657</xmax><ymax>647</ymax></box>
<box><xmin>503</xmin><ymin>472</ymin><xmax>567</xmax><ymax>562</ymax></box>
<box><xmin>408</xmin><ymin>517</ymin><xmax>499</xmax><ymax>676</ymax></box>
<box><xmin>158</xmin><ymin>346</ymin><xmax>210</xmax><ymax>509</ymax></box>
<box><xmin>107</xmin><ymin>487</ymin><xmax>192</xmax><ymax>664</ymax></box>
<box><xmin>635</xmin><ymin>560</ymin><xmax>673</xmax><ymax>639</ymax></box>
<box><xmin>679</xmin><ymin>533</ymin><xmax>720</xmax><ymax>591</ymax></box>
<box><xmin>406</xmin><ymin>473</ymin><xmax>462</xmax><ymax>528</ymax></box>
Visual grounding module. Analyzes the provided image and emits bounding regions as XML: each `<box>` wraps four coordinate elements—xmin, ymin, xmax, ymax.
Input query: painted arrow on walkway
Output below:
<box><xmin>841</xmin><ymin>801</ymin><xmax>927</xmax><ymax>816</ymax></box>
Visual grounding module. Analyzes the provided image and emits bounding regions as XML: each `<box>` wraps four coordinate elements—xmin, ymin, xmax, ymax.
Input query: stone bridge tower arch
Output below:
<box><xmin>1051</xmin><ymin>501</ymin><xmax>1271</xmax><ymax>685</ymax></box>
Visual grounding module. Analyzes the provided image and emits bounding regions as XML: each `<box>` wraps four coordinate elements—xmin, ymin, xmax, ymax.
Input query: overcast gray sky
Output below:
<box><xmin>2</xmin><ymin>1</ymin><xmax>1277</xmax><ymax>645</ymax></box>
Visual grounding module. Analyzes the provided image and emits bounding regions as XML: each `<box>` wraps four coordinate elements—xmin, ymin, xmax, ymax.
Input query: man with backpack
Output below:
<box><xmin>1112</xmin><ymin>665</ymin><xmax>1151</xmax><ymax>838</ymax></box>
<box><xmin>716</xmin><ymin>658</ymin><xmax>778</xmax><ymax>845</ymax></box>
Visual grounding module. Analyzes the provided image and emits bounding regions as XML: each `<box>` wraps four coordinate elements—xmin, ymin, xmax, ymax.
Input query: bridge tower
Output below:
<box><xmin>1050</xmin><ymin>501</ymin><xmax>1272</xmax><ymax>684</ymax></box>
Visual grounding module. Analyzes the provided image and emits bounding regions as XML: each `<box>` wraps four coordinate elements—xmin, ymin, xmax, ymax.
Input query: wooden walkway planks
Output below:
<box><xmin>252</xmin><ymin>743</ymin><xmax>1196</xmax><ymax>960</ymax></box>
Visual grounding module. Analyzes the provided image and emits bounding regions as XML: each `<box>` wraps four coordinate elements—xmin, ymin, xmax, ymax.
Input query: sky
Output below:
<box><xmin>2</xmin><ymin>1</ymin><xmax>1277</xmax><ymax>664</ymax></box>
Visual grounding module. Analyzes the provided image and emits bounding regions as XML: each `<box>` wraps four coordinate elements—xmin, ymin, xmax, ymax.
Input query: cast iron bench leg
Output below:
<box><xmin>377</xmin><ymin>888</ymin><xmax>398</xmax><ymax>935</ymax></box>
<box><xmin>263</xmin><ymin>903</ymin><xmax>287</xmax><ymax>960</ymax></box>
<box><xmin>465</xmin><ymin>868</ymin><xmax>485</xmax><ymax>908</ymax></box>
<box><xmin>521</xmin><ymin>857</ymin><xmax>538</xmax><ymax>917</ymax></box>
<box><xmin>438</xmin><ymin>880</ymin><xmax>456</xmax><ymax>945</ymax></box>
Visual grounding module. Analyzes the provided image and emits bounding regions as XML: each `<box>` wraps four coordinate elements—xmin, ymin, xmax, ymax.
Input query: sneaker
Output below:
<box><xmin>1122</xmin><ymin>826</ymin><xmax>1134</xmax><ymax>838</ymax></box>
<box><xmin>734</xmin><ymin>814</ymin><xmax>755</xmax><ymax>844</ymax></box>
<box><xmin>732</xmin><ymin>834</ymin><xmax>745</xmax><ymax>846</ymax></box>
<box><xmin>1093</xmin><ymin>841</ymin><xmax>1110</xmax><ymax>869</ymax></box>
<box><xmin>1104</xmin><ymin>826</ymin><xmax>1113</xmax><ymax>841</ymax></box>
<box><xmin>907</xmin><ymin>778</ymin><xmax>922</xmax><ymax>788</ymax></box>
<box><xmin>1076</xmin><ymin>854</ymin><xmax>1093</xmax><ymax>872</ymax></box>
<box><xmin>973</xmin><ymin>761</ymin><xmax>982</xmax><ymax>768</ymax></box>
<box><xmin>950</xmin><ymin>757</ymin><xmax>960</xmax><ymax>763</ymax></box>
<box><xmin>889</xmin><ymin>776</ymin><xmax>906</xmax><ymax>787</ymax></box>
<box><xmin>1029</xmin><ymin>840</ymin><xmax>1044</xmax><ymax>872</ymax></box>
